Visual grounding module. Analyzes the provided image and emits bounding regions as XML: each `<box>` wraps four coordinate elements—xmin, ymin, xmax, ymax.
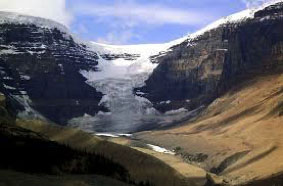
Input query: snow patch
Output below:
<box><xmin>14</xmin><ymin>94</ymin><xmax>45</xmax><ymax>120</ymax></box>
<box><xmin>165</xmin><ymin>108</ymin><xmax>188</xmax><ymax>115</ymax></box>
<box><xmin>0</xmin><ymin>11</ymin><xmax>69</xmax><ymax>34</ymax></box>
<box><xmin>160</xmin><ymin>100</ymin><xmax>171</xmax><ymax>104</ymax></box>
<box><xmin>97</xmin><ymin>111</ymin><xmax>112</xmax><ymax>116</ymax></box>
<box><xmin>3</xmin><ymin>76</ymin><xmax>13</xmax><ymax>80</ymax></box>
<box><xmin>95</xmin><ymin>133</ymin><xmax>119</xmax><ymax>138</ymax></box>
<box><xmin>147</xmin><ymin>144</ymin><xmax>175</xmax><ymax>155</ymax></box>
<box><xmin>3</xmin><ymin>84</ymin><xmax>16</xmax><ymax>90</ymax></box>
<box><xmin>58</xmin><ymin>64</ymin><xmax>65</xmax><ymax>75</ymax></box>
<box><xmin>0</xmin><ymin>49</ymin><xmax>18</xmax><ymax>55</ymax></box>
<box><xmin>185</xmin><ymin>0</ymin><xmax>283</xmax><ymax>43</ymax></box>
<box><xmin>95</xmin><ymin>133</ymin><xmax>133</xmax><ymax>138</ymax></box>
<box><xmin>20</xmin><ymin>91</ymin><xmax>27</xmax><ymax>95</ymax></box>
<box><xmin>20</xmin><ymin>75</ymin><xmax>31</xmax><ymax>80</ymax></box>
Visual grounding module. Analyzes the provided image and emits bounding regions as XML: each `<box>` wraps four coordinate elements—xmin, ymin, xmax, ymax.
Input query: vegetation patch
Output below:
<box><xmin>0</xmin><ymin>124</ymin><xmax>131</xmax><ymax>183</ymax></box>
<box><xmin>174</xmin><ymin>146</ymin><xmax>208</xmax><ymax>163</ymax></box>
<box><xmin>210</xmin><ymin>151</ymin><xmax>250</xmax><ymax>175</ymax></box>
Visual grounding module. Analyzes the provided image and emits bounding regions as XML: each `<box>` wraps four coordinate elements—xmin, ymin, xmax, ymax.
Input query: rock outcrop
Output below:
<box><xmin>1</xmin><ymin>2</ymin><xmax>283</xmax><ymax>129</ymax></box>
<box><xmin>0</xmin><ymin>13</ymin><xmax>106</xmax><ymax>124</ymax></box>
<box><xmin>136</xmin><ymin>2</ymin><xmax>283</xmax><ymax>113</ymax></box>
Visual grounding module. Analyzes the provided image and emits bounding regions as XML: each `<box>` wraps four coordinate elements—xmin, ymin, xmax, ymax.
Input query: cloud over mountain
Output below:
<box><xmin>0</xmin><ymin>0</ymin><xmax>72</xmax><ymax>26</ymax></box>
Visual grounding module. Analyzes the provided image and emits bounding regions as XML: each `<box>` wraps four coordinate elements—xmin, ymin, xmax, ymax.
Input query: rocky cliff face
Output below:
<box><xmin>1</xmin><ymin>2</ymin><xmax>283</xmax><ymax>131</ymax></box>
<box><xmin>0</xmin><ymin>13</ymin><xmax>106</xmax><ymax>125</ymax></box>
<box><xmin>136</xmin><ymin>2</ymin><xmax>283</xmax><ymax>113</ymax></box>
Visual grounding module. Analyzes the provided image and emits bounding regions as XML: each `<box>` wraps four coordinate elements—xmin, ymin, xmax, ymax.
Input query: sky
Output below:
<box><xmin>0</xmin><ymin>0</ymin><xmax>275</xmax><ymax>45</ymax></box>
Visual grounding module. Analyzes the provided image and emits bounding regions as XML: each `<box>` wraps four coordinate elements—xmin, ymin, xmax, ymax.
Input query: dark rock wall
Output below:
<box><xmin>0</xmin><ymin>23</ymin><xmax>106</xmax><ymax>124</ymax></box>
<box><xmin>136</xmin><ymin>2</ymin><xmax>283</xmax><ymax>113</ymax></box>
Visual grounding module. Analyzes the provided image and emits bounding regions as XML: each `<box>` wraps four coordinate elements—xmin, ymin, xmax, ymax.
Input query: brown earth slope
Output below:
<box><xmin>0</xmin><ymin>92</ymin><xmax>207</xmax><ymax>186</ymax></box>
<box><xmin>136</xmin><ymin>72</ymin><xmax>283</xmax><ymax>185</ymax></box>
<box><xmin>17</xmin><ymin>120</ymin><xmax>206</xmax><ymax>186</ymax></box>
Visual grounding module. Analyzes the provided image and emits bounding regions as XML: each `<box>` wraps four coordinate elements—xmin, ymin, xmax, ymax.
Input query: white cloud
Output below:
<box><xmin>241</xmin><ymin>0</ymin><xmax>275</xmax><ymax>7</ymax></box>
<box><xmin>96</xmin><ymin>30</ymin><xmax>139</xmax><ymax>45</ymax></box>
<box><xmin>72</xmin><ymin>2</ymin><xmax>214</xmax><ymax>26</ymax></box>
<box><xmin>0</xmin><ymin>0</ymin><xmax>72</xmax><ymax>26</ymax></box>
<box><xmin>71</xmin><ymin>1</ymin><xmax>218</xmax><ymax>44</ymax></box>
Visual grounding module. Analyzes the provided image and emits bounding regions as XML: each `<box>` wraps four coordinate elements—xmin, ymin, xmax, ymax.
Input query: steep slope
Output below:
<box><xmin>136</xmin><ymin>72</ymin><xmax>283</xmax><ymax>185</ymax></box>
<box><xmin>0</xmin><ymin>12</ymin><xmax>192</xmax><ymax>131</ymax></box>
<box><xmin>132</xmin><ymin>1</ymin><xmax>283</xmax><ymax>185</ymax></box>
<box><xmin>1</xmin><ymin>2</ymin><xmax>283</xmax><ymax>186</ymax></box>
<box><xmin>70</xmin><ymin>0</ymin><xmax>283</xmax><ymax>134</ymax></box>
<box><xmin>1</xmin><ymin>1</ymin><xmax>283</xmax><ymax>136</ymax></box>
<box><xmin>17</xmin><ymin>119</ymin><xmax>207</xmax><ymax>186</ymax></box>
<box><xmin>0</xmin><ymin>93</ymin><xmax>131</xmax><ymax>185</ymax></box>
<box><xmin>72</xmin><ymin>41</ymin><xmax>193</xmax><ymax>133</ymax></box>
<box><xmin>0</xmin><ymin>92</ymin><xmax>205</xmax><ymax>186</ymax></box>
<box><xmin>0</xmin><ymin>12</ymin><xmax>105</xmax><ymax>125</ymax></box>
<box><xmin>136</xmin><ymin>1</ymin><xmax>283</xmax><ymax>114</ymax></box>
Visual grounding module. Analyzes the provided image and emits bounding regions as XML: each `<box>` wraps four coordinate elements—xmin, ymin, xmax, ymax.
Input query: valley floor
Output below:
<box><xmin>3</xmin><ymin>73</ymin><xmax>283</xmax><ymax>186</ymax></box>
<box><xmin>108</xmin><ymin>137</ymin><xmax>207</xmax><ymax>186</ymax></box>
<box><xmin>16</xmin><ymin>120</ymin><xmax>206</xmax><ymax>186</ymax></box>
<box><xmin>135</xmin><ymin>73</ymin><xmax>283</xmax><ymax>185</ymax></box>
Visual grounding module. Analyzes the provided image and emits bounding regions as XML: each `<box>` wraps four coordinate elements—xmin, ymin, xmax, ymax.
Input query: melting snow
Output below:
<box><xmin>165</xmin><ymin>108</ymin><xmax>188</xmax><ymax>115</ymax></box>
<box><xmin>95</xmin><ymin>133</ymin><xmax>119</xmax><ymax>138</ymax></box>
<box><xmin>95</xmin><ymin>133</ymin><xmax>133</xmax><ymax>138</ymax></box>
<box><xmin>147</xmin><ymin>144</ymin><xmax>175</xmax><ymax>155</ymax></box>
<box><xmin>72</xmin><ymin>41</ymin><xmax>195</xmax><ymax>133</ymax></box>
<box><xmin>15</xmin><ymin>94</ymin><xmax>46</xmax><ymax>120</ymax></box>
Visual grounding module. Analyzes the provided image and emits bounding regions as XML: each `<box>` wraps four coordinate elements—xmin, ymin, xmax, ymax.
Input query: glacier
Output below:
<box><xmin>1</xmin><ymin>0</ymin><xmax>282</xmax><ymax>133</ymax></box>
<box><xmin>69</xmin><ymin>41</ymin><xmax>194</xmax><ymax>133</ymax></box>
<box><xmin>68</xmin><ymin>0</ymin><xmax>283</xmax><ymax>133</ymax></box>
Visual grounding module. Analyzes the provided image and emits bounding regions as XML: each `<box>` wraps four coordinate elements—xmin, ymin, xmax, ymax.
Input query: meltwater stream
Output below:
<box><xmin>68</xmin><ymin>42</ymin><xmax>193</xmax><ymax>133</ymax></box>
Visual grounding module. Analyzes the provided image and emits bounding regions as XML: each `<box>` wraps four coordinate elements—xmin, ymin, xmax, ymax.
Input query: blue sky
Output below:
<box><xmin>67</xmin><ymin>0</ymin><xmax>256</xmax><ymax>44</ymax></box>
<box><xmin>0</xmin><ymin>0</ymin><xmax>271</xmax><ymax>44</ymax></box>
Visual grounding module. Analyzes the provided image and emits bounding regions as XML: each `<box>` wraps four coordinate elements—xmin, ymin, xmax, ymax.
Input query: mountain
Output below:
<box><xmin>0</xmin><ymin>92</ymin><xmax>198</xmax><ymax>186</ymax></box>
<box><xmin>0</xmin><ymin>12</ymin><xmax>190</xmax><ymax>132</ymax></box>
<box><xmin>0</xmin><ymin>1</ymin><xmax>283</xmax><ymax>135</ymax></box>
<box><xmin>135</xmin><ymin>1</ymin><xmax>283</xmax><ymax>115</ymax></box>
<box><xmin>0</xmin><ymin>12</ymin><xmax>106</xmax><ymax>125</ymax></box>
<box><xmin>133</xmin><ymin>1</ymin><xmax>283</xmax><ymax>185</ymax></box>
<box><xmin>72</xmin><ymin>41</ymin><xmax>190</xmax><ymax>133</ymax></box>
<box><xmin>1</xmin><ymin>1</ymin><xmax>283</xmax><ymax>186</ymax></box>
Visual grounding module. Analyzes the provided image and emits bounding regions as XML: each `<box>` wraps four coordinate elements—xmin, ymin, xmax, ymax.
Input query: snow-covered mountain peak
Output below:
<box><xmin>1</xmin><ymin>1</ymin><xmax>283</xmax><ymax>133</ymax></box>
<box><xmin>87</xmin><ymin>0</ymin><xmax>283</xmax><ymax>56</ymax></box>
<box><xmin>0</xmin><ymin>11</ymin><xmax>69</xmax><ymax>34</ymax></box>
<box><xmin>186</xmin><ymin>0</ymin><xmax>283</xmax><ymax>41</ymax></box>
